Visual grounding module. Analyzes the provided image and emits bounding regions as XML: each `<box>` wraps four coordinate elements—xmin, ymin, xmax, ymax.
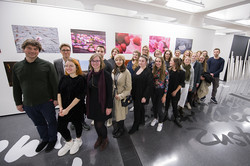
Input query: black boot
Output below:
<box><xmin>113</xmin><ymin>121</ymin><xmax>124</xmax><ymax>138</ymax></box>
<box><xmin>112</xmin><ymin>121</ymin><xmax>119</xmax><ymax>135</ymax></box>
<box><xmin>174</xmin><ymin>117</ymin><xmax>182</xmax><ymax>128</ymax></box>
<box><xmin>178</xmin><ymin>107</ymin><xmax>185</xmax><ymax>118</ymax></box>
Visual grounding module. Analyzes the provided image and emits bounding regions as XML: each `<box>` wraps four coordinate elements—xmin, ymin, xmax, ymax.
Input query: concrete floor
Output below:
<box><xmin>0</xmin><ymin>79</ymin><xmax>250</xmax><ymax>166</ymax></box>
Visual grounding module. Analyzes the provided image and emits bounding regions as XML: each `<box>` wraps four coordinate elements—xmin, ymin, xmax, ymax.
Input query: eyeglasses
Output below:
<box><xmin>61</xmin><ymin>49</ymin><xmax>71</xmax><ymax>52</ymax></box>
<box><xmin>91</xmin><ymin>60</ymin><xmax>101</xmax><ymax>63</ymax></box>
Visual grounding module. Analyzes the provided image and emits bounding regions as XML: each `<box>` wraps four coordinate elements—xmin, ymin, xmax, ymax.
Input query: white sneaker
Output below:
<box><xmin>186</xmin><ymin>103</ymin><xmax>192</xmax><ymax>110</ymax></box>
<box><xmin>91</xmin><ymin>120</ymin><xmax>94</xmax><ymax>126</ymax></box>
<box><xmin>157</xmin><ymin>123</ymin><xmax>163</xmax><ymax>132</ymax></box>
<box><xmin>70</xmin><ymin>138</ymin><xmax>82</xmax><ymax>155</ymax></box>
<box><xmin>58</xmin><ymin>141</ymin><xmax>73</xmax><ymax>156</ymax></box>
<box><xmin>129</xmin><ymin>106</ymin><xmax>134</xmax><ymax>112</ymax></box>
<box><xmin>150</xmin><ymin>119</ymin><xmax>158</xmax><ymax>126</ymax></box>
<box><xmin>107</xmin><ymin>118</ymin><xmax>112</xmax><ymax>127</ymax></box>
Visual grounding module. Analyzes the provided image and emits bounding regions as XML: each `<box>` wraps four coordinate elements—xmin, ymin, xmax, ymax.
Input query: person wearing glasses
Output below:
<box><xmin>54</xmin><ymin>43</ymin><xmax>90</xmax><ymax>131</ymax></box>
<box><xmin>86</xmin><ymin>53</ymin><xmax>113</xmax><ymax>151</ymax></box>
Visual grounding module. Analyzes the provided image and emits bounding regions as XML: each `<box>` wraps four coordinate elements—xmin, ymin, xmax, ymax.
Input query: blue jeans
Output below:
<box><xmin>23</xmin><ymin>101</ymin><xmax>57</xmax><ymax>142</ymax></box>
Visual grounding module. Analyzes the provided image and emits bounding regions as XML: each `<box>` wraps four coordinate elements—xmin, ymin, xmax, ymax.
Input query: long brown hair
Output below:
<box><xmin>89</xmin><ymin>53</ymin><xmax>105</xmax><ymax>71</ymax></box>
<box><xmin>163</xmin><ymin>50</ymin><xmax>173</xmax><ymax>62</ymax></box>
<box><xmin>152</xmin><ymin>57</ymin><xmax>166</xmax><ymax>81</ymax></box>
<box><xmin>200</xmin><ymin>54</ymin><xmax>207</xmax><ymax>72</ymax></box>
<box><xmin>170</xmin><ymin>57</ymin><xmax>182</xmax><ymax>71</ymax></box>
<box><xmin>113</xmin><ymin>54</ymin><xmax>126</xmax><ymax>74</ymax></box>
<box><xmin>132</xmin><ymin>50</ymin><xmax>141</xmax><ymax>70</ymax></box>
<box><xmin>65</xmin><ymin>58</ymin><xmax>83</xmax><ymax>76</ymax></box>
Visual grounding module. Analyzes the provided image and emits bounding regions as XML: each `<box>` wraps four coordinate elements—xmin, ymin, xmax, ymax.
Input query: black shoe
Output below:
<box><xmin>210</xmin><ymin>97</ymin><xmax>218</xmax><ymax>104</ymax></box>
<box><xmin>112</xmin><ymin>127</ymin><xmax>119</xmax><ymax>135</ymax></box>
<box><xmin>36</xmin><ymin>141</ymin><xmax>48</xmax><ymax>152</ymax></box>
<box><xmin>200</xmin><ymin>96</ymin><xmax>206</xmax><ymax>102</ymax></box>
<box><xmin>45</xmin><ymin>140</ymin><xmax>57</xmax><ymax>153</ymax></box>
<box><xmin>82</xmin><ymin>121</ymin><xmax>90</xmax><ymax>131</ymax></box>
<box><xmin>113</xmin><ymin>129</ymin><xmax>124</xmax><ymax>138</ymax></box>
<box><xmin>178</xmin><ymin>107</ymin><xmax>186</xmax><ymax>118</ymax></box>
<box><xmin>128</xmin><ymin>128</ymin><xmax>138</xmax><ymax>135</ymax></box>
<box><xmin>174</xmin><ymin>118</ymin><xmax>182</xmax><ymax>128</ymax></box>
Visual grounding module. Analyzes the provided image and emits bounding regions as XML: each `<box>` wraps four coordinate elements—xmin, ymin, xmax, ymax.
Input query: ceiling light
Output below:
<box><xmin>166</xmin><ymin>0</ymin><xmax>205</xmax><ymax>13</ymax></box>
<box><xmin>235</xmin><ymin>19</ymin><xmax>250</xmax><ymax>26</ymax></box>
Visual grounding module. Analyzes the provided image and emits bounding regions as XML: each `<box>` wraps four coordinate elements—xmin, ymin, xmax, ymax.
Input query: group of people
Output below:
<box><xmin>12</xmin><ymin>39</ymin><xmax>225</xmax><ymax>157</ymax></box>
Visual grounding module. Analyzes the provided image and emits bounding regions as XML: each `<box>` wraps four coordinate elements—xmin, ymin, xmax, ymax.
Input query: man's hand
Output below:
<box><xmin>16</xmin><ymin>105</ymin><xmax>24</xmax><ymax>112</ymax></box>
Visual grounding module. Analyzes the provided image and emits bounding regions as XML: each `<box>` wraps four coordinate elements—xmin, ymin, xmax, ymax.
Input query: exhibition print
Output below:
<box><xmin>115</xmin><ymin>33</ymin><xmax>142</xmax><ymax>54</ymax></box>
<box><xmin>149</xmin><ymin>36</ymin><xmax>170</xmax><ymax>53</ymax></box>
<box><xmin>175</xmin><ymin>38</ymin><xmax>193</xmax><ymax>54</ymax></box>
<box><xmin>12</xmin><ymin>25</ymin><xmax>60</xmax><ymax>53</ymax></box>
<box><xmin>3</xmin><ymin>62</ymin><xmax>17</xmax><ymax>87</ymax></box>
<box><xmin>71</xmin><ymin>29</ymin><xmax>106</xmax><ymax>53</ymax></box>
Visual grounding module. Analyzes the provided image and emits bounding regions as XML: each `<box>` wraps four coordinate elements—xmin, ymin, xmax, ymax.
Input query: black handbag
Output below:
<box><xmin>121</xmin><ymin>95</ymin><xmax>132</xmax><ymax>107</ymax></box>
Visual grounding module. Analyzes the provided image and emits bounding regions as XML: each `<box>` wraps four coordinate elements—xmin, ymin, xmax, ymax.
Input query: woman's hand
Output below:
<box><xmin>161</xmin><ymin>95</ymin><xmax>166</xmax><ymax>103</ymax></box>
<box><xmin>106</xmin><ymin>108</ymin><xmax>112</xmax><ymax>115</ymax></box>
<box><xmin>59</xmin><ymin>108</ymin><xmax>69</xmax><ymax>117</ymax></box>
<box><xmin>115</xmin><ymin>95</ymin><xmax>120</xmax><ymax>100</ymax></box>
<box><xmin>171</xmin><ymin>90</ymin><xmax>177</xmax><ymax>97</ymax></box>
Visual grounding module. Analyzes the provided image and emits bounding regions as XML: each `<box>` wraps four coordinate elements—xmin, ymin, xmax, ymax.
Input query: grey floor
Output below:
<box><xmin>1</xmin><ymin>79</ymin><xmax>250</xmax><ymax>166</ymax></box>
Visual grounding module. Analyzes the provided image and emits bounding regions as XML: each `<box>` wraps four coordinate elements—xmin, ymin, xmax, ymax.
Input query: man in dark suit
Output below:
<box><xmin>54</xmin><ymin>43</ymin><xmax>90</xmax><ymax>131</ymax></box>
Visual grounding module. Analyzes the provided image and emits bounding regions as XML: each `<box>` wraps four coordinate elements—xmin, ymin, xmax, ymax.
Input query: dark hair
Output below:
<box><xmin>65</xmin><ymin>58</ymin><xmax>83</xmax><ymax>76</ymax></box>
<box><xmin>152</xmin><ymin>57</ymin><xmax>166</xmax><ymax>81</ymax></box>
<box><xmin>97</xmin><ymin>45</ymin><xmax>106</xmax><ymax>53</ymax></box>
<box><xmin>214</xmin><ymin>48</ymin><xmax>220</xmax><ymax>52</ymax></box>
<box><xmin>170</xmin><ymin>57</ymin><xmax>182</xmax><ymax>71</ymax></box>
<box><xmin>60</xmin><ymin>43</ymin><xmax>71</xmax><ymax>50</ymax></box>
<box><xmin>111</xmin><ymin>48</ymin><xmax>120</xmax><ymax>59</ymax></box>
<box><xmin>163</xmin><ymin>50</ymin><xmax>173</xmax><ymax>62</ymax></box>
<box><xmin>21</xmin><ymin>39</ymin><xmax>42</xmax><ymax>52</ymax></box>
<box><xmin>113</xmin><ymin>56</ymin><xmax>126</xmax><ymax>75</ymax></box>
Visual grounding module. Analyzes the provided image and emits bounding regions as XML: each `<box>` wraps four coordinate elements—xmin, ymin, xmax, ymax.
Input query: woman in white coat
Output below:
<box><xmin>112</xmin><ymin>54</ymin><xmax>132</xmax><ymax>138</ymax></box>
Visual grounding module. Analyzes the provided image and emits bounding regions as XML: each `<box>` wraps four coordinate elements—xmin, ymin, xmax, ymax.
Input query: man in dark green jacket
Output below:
<box><xmin>12</xmin><ymin>39</ymin><xmax>58</xmax><ymax>153</ymax></box>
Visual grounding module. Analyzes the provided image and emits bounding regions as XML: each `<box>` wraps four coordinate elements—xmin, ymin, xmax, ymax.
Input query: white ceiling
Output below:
<box><xmin>8</xmin><ymin>0</ymin><xmax>250</xmax><ymax>36</ymax></box>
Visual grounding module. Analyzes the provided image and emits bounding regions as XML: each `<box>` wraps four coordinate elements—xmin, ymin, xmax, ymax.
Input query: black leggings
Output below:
<box><xmin>94</xmin><ymin>120</ymin><xmax>107</xmax><ymax>139</ymax></box>
<box><xmin>58</xmin><ymin>117</ymin><xmax>83</xmax><ymax>142</ymax></box>
<box><xmin>152</xmin><ymin>88</ymin><xmax>165</xmax><ymax>123</ymax></box>
<box><xmin>165</xmin><ymin>92</ymin><xmax>180</xmax><ymax>119</ymax></box>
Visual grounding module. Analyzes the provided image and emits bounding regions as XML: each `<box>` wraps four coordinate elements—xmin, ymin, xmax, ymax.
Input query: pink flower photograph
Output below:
<box><xmin>149</xmin><ymin>36</ymin><xmax>170</xmax><ymax>53</ymax></box>
<box><xmin>115</xmin><ymin>32</ymin><xmax>142</xmax><ymax>54</ymax></box>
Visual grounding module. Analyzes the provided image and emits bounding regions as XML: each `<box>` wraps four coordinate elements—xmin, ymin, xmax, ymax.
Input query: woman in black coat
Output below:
<box><xmin>86</xmin><ymin>53</ymin><xmax>113</xmax><ymax>151</ymax></box>
<box><xmin>129</xmin><ymin>55</ymin><xmax>153</xmax><ymax>134</ymax></box>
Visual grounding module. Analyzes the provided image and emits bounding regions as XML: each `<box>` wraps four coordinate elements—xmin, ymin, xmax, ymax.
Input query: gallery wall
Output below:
<box><xmin>0</xmin><ymin>1</ymin><xmax>217</xmax><ymax>116</ymax></box>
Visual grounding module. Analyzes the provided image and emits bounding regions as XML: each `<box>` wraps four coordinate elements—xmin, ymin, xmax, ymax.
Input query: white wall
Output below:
<box><xmin>0</xmin><ymin>1</ymin><xmax>215</xmax><ymax>116</ymax></box>
<box><xmin>212</xmin><ymin>34</ymin><xmax>234</xmax><ymax>80</ymax></box>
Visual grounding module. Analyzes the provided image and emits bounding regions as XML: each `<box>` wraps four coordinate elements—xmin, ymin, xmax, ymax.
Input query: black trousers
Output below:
<box><xmin>58</xmin><ymin>116</ymin><xmax>83</xmax><ymax>142</ymax></box>
<box><xmin>94</xmin><ymin>120</ymin><xmax>107</xmax><ymax>139</ymax></box>
<box><xmin>132</xmin><ymin>98</ymin><xmax>145</xmax><ymax>129</ymax></box>
<box><xmin>165</xmin><ymin>92</ymin><xmax>180</xmax><ymax>119</ymax></box>
<box><xmin>152</xmin><ymin>88</ymin><xmax>165</xmax><ymax>123</ymax></box>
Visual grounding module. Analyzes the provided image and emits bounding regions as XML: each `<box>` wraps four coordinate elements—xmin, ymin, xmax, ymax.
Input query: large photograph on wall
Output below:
<box><xmin>12</xmin><ymin>25</ymin><xmax>60</xmax><ymax>53</ymax></box>
<box><xmin>115</xmin><ymin>33</ymin><xmax>141</xmax><ymax>54</ymax></box>
<box><xmin>3</xmin><ymin>62</ymin><xmax>17</xmax><ymax>87</ymax></box>
<box><xmin>71</xmin><ymin>29</ymin><xmax>106</xmax><ymax>53</ymax></box>
<box><xmin>149</xmin><ymin>36</ymin><xmax>170</xmax><ymax>53</ymax></box>
<box><xmin>175</xmin><ymin>38</ymin><xmax>193</xmax><ymax>54</ymax></box>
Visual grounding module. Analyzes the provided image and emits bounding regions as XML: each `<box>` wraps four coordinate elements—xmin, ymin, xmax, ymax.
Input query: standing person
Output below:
<box><xmin>149</xmin><ymin>49</ymin><xmax>162</xmax><ymax>69</ymax></box>
<box><xmin>142</xmin><ymin>45</ymin><xmax>153</xmax><ymax>64</ymax></box>
<box><xmin>202</xmin><ymin>50</ymin><xmax>209</xmax><ymax>61</ymax></box>
<box><xmin>207</xmin><ymin>48</ymin><xmax>225</xmax><ymax>104</ymax></box>
<box><xmin>86</xmin><ymin>53</ymin><xmax>113</xmax><ymax>151</ymax></box>
<box><xmin>129</xmin><ymin>55</ymin><xmax>153</xmax><ymax>134</ymax></box>
<box><xmin>112</xmin><ymin>54</ymin><xmax>132</xmax><ymax>138</ymax></box>
<box><xmin>57</xmin><ymin>58</ymin><xmax>86</xmax><ymax>156</ymax></box>
<box><xmin>127</xmin><ymin>50</ymin><xmax>141</xmax><ymax>76</ymax></box>
<box><xmin>163</xmin><ymin>50</ymin><xmax>173</xmax><ymax>70</ymax></box>
<box><xmin>96</xmin><ymin>45</ymin><xmax>112</xmax><ymax>74</ymax></box>
<box><xmin>127</xmin><ymin>50</ymin><xmax>141</xmax><ymax>112</ymax></box>
<box><xmin>54</xmin><ymin>43</ymin><xmax>90</xmax><ymax>131</ymax></box>
<box><xmin>107</xmin><ymin>47</ymin><xmax>119</xmax><ymax>127</ymax></box>
<box><xmin>174</xmin><ymin>50</ymin><xmax>181</xmax><ymax>58</ymax></box>
<box><xmin>165</xmin><ymin>57</ymin><xmax>185</xmax><ymax>128</ymax></box>
<box><xmin>12</xmin><ymin>39</ymin><xmax>58</xmax><ymax>152</ymax></box>
<box><xmin>108</xmin><ymin>47</ymin><xmax>119</xmax><ymax>69</ymax></box>
<box><xmin>178</xmin><ymin>56</ymin><xmax>194</xmax><ymax>114</ymax></box>
<box><xmin>198</xmin><ymin>54</ymin><xmax>209</xmax><ymax>103</ymax></box>
<box><xmin>186</xmin><ymin>53</ymin><xmax>202</xmax><ymax>108</ymax></box>
<box><xmin>150</xmin><ymin>57</ymin><xmax>169</xmax><ymax>132</ymax></box>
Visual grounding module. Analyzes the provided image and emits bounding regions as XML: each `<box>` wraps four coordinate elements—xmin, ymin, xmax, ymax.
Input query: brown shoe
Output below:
<box><xmin>100</xmin><ymin>138</ymin><xmax>109</xmax><ymax>151</ymax></box>
<box><xmin>94</xmin><ymin>137</ymin><xmax>102</xmax><ymax>149</ymax></box>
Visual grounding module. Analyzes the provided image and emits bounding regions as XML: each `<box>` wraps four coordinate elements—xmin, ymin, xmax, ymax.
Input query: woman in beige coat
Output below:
<box><xmin>112</xmin><ymin>54</ymin><xmax>132</xmax><ymax>138</ymax></box>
